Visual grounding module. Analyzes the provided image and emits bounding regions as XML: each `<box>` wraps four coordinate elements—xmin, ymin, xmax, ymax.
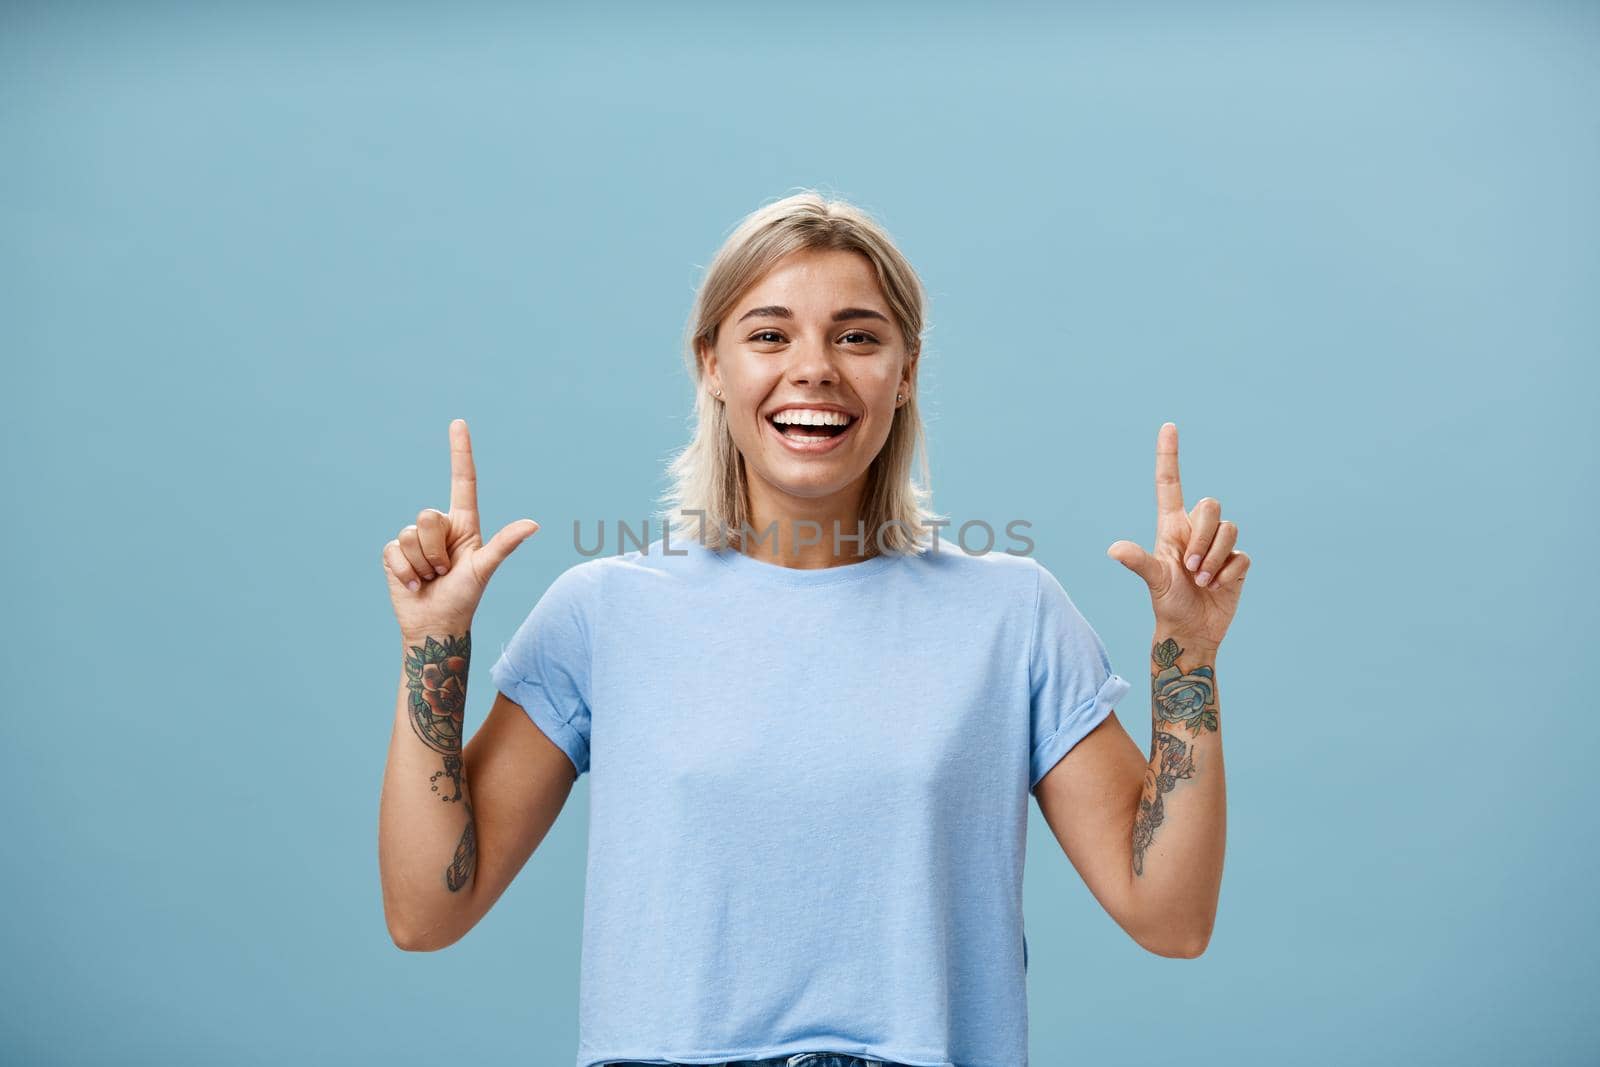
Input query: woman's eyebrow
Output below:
<box><xmin>736</xmin><ymin>305</ymin><xmax>891</xmax><ymax>324</ymax></box>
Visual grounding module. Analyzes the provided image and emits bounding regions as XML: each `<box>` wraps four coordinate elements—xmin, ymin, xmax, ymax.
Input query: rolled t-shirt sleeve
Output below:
<box><xmin>1027</xmin><ymin>560</ymin><xmax>1133</xmax><ymax>790</ymax></box>
<box><xmin>489</xmin><ymin>563</ymin><xmax>595</xmax><ymax>778</ymax></box>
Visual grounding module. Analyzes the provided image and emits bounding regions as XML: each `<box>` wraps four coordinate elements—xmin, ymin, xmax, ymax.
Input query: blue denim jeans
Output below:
<box><xmin>605</xmin><ymin>1056</ymin><xmax>907</xmax><ymax>1067</ymax></box>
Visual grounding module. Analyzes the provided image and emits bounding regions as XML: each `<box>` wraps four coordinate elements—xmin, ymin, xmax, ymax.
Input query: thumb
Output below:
<box><xmin>477</xmin><ymin>520</ymin><xmax>541</xmax><ymax>583</ymax></box>
<box><xmin>1106</xmin><ymin>539</ymin><xmax>1162</xmax><ymax>589</ymax></box>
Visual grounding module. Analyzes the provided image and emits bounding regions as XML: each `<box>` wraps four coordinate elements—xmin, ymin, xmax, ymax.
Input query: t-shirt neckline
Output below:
<box><xmin>695</xmin><ymin>537</ymin><xmax>906</xmax><ymax>586</ymax></box>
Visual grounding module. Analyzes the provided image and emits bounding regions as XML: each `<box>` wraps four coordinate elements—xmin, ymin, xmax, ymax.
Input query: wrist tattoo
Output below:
<box><xmin>1151</xmin><ymin>636</ymin><xmax>1218</xmax><ymax>735</ymax></box>
<box><xmin>402</xmin><ymin>632</ymin><xmax>478</xmax><ymax>892</ymax></box>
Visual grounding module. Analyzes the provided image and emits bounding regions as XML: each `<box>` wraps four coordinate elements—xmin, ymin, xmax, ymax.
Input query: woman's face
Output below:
<box><xmin>701</xmin><ymin>247</ymin><xmax>916</xmax><ymax>522</ymax></box>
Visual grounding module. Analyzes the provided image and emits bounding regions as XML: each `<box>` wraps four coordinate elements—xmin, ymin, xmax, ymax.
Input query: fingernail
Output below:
<box><xmin>1197</xmin><ymin>570</ymin><xmax>1212</xmax><ymax>586</ymax></box>
<box><xmin>436</xmin><ymin>565</ymin><xmax>448</xmax><ymax>575</ymax></box>
<box><xmin>407</xmin><ymin>580</ymin><xmax>420</xmax><ymax>591</ymax></box>
<box><xmin>1186</xmin><ymin>554</ymin><xmax>1201</xmax><ymax>571</ymax></box>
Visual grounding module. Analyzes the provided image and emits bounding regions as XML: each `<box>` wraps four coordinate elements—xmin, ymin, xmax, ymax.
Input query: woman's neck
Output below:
<box><xmin>741</xmin><ymin>486</ymin><xmax>876</xmax><ymax>570</ymax></box>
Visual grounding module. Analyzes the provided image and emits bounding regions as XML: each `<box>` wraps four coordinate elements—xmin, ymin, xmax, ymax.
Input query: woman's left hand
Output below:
<box><xmin>1106</xmin><ymin>422</ymin><xmax>1250</xmax><ymax>649</ymax></box>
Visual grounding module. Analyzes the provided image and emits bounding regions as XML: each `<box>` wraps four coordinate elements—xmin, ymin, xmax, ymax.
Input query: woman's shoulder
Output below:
<box><xmin>911</xmin><ymin>541</ymin><xmax>1041</xmax><ymax>578</ymax></box>
<box><xmin>543</xmin><ymin>531</ymin><xmax>719</xmax><ymax>597</ymax></box>
<box><xmin>902</xmin><ymin>543</ymin><xmax>1045</xmax><ymax>610</ymax></box>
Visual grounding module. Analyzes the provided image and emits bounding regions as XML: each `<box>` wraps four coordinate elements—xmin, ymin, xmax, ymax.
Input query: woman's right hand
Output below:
<box><xmin>382</xmin><ymin>418</ymin><xmax>540</xmax><ymax>642</ymax></box>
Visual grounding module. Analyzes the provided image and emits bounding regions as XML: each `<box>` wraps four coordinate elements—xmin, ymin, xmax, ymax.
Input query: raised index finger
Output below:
<box><xmin>1155</xmin><ymin>421</ymin><xmax>1185</xmax><ymax>517</ymax></box>
<box><xmin>449</xmin><ymin>418</ymin><xmax>479</xmax><ymax>517</ymax></box>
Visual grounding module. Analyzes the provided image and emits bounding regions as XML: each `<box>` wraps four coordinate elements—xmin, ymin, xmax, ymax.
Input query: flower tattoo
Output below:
<box><xmin>1151</xmin><ymin>636</ymin><xmax>1218</xmax><ymax>735</ymax></box>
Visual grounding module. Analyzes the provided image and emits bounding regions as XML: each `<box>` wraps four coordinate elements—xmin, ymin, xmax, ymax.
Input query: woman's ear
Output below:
<box><xmin>697</xmin><ymin>340</ymin><xmax>721</xmax><ymax>397</ymax></box>
<box><xmin>900</xmin><ymin>344</ymin><xmax>920</xmax><ymax>396</ymax></box>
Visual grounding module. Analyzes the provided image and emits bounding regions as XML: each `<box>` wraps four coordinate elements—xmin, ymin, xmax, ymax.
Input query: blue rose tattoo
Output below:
<box><xmin>1152</xmin><ymin>637</ymin><xmax>1218</xmax><ymax>735</ymax></box>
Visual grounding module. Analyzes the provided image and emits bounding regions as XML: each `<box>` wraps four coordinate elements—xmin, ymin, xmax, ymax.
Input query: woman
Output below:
<box><xmin>378</xmin><ymin>192</ymin><xmax>1247</xmax><ymax>1067</ymax></box>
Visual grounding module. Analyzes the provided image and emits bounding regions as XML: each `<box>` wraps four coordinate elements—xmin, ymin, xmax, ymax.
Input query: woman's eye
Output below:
<box><xmin>751</xmin><ymin>330</ymin><xmax>784</xmax><ymax>343</ymax></box>
<box><xmin>841</xmin><ymin>332</ymin><xmax>878</xmax><ymax>345</ymax></box>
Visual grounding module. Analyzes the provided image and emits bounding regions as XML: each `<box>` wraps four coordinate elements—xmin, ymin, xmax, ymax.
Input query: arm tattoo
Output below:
<box><xmin>1151</xmin><ymin>636</ymin><xmax>1218</xmax><ymax>735</ymax></box>
<box><xmin>1132</xmin><ymin>731</ymin><xmax>1196</xmax><ymax>877</ymax></box>
<box><xmin>402</xmin><ymin>632</ymin><xmax>477</xmax><ymax>892</ymax></box>
<box><xmin>1131</xmin><ymin>636</ymin><xmax>1217</xmax><ymax>878</ymax></box>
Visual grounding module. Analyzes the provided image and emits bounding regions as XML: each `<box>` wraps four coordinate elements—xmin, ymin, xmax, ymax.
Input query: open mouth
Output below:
<box><xmin>765</xmin><ymin>410</ymin><xmax>859</xmax><ymax>451</ymax></box>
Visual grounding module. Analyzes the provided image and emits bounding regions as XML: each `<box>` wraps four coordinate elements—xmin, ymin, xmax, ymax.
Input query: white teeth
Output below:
<box><xmin>770</xmin><ymin>408</ymin><xmax>854</xmax><ymax>426</ymax></box>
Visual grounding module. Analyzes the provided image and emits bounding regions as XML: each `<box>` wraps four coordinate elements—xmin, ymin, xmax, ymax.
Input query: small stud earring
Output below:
<box><xmin>896</xmin><ymin>393</ymin><xmax>903</xmax><ymax>403</ymax></box>
<box><xmin>714</xmin><ymin>389</ymin><xmax>723</xmax><ymax>399</ymax></box>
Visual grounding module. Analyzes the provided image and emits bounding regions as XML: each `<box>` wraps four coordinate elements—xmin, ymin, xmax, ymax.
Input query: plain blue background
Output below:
<box><xmin>5</xmin><ymin>2</ymin><xmax>1595</xmax><ymax>1064</ymax></box>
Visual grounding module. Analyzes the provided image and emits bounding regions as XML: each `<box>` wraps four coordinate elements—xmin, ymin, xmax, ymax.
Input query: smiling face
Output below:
<box><xmin>700</xmin><ymin>247</ymin><xmax>917</xmax><ymax>545</ymax></box>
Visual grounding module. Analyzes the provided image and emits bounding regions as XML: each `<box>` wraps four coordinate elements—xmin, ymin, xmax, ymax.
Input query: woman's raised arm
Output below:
<box><xmin>376</xmin><ymin>418</ymin><xmax>547</xmax><ymax>950</ymax></box>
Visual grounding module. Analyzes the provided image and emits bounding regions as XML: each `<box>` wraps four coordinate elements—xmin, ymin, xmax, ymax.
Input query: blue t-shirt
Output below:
<box><xmin>489</xmin><ymin>532</ymin><xmax>1132</xmax><ymax>1067</ymax></box>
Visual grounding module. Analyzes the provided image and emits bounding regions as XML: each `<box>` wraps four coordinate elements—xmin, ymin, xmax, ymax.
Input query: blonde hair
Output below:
<box><xmin>656</xmin><ymin>190</ymin><xmax>944</xmax><ymax>555</ymax></box>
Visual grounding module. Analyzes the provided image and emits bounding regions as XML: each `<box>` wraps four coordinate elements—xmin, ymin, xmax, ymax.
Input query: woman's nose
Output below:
<box><xmin>784</xmin><ymin>336</ymin><xmax>840</xmax><ymax>386</ymax></box>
